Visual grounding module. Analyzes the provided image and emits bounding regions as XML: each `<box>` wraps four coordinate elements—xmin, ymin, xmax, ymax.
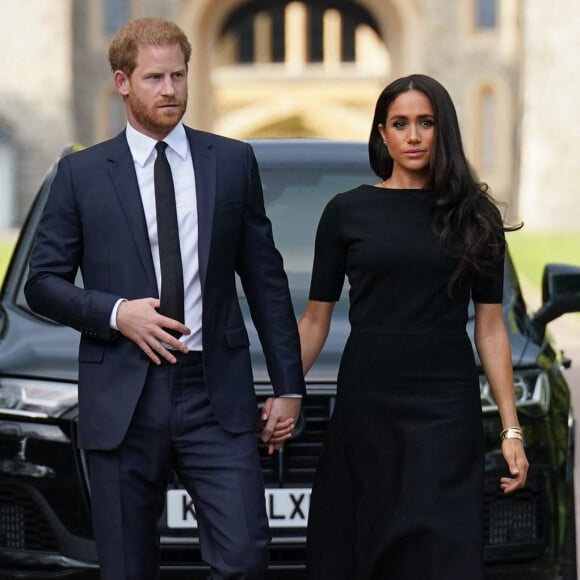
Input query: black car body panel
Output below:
<box><xmin>0</xmin><ymin>140</ymin><xmax>579</xmax><ymax>579</ymax></box>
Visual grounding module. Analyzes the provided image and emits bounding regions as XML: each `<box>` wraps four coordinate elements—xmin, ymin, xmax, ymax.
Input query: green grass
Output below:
<box><xmin>506</xmin><ymin>231</ymin><xmax>580</xmax><ymax>288</ymax></box>
<box><xmin>507</xmin><ymin>231</ymin><xmax>580</xmax><ymax>324</ymax></box>
<box><xmin>0</xmin><ymin>238</ymin><xmax>17</xmax><ymax>287</ymax></box>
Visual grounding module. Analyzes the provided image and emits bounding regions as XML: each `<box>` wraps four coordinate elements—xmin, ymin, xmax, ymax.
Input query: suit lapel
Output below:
<box><xmin>187</xmin><ymin>128</ymin><xmax>216</xmax><ymax>291</ymax></box>
<box><xmin>106</xmin><ymin>132</ymin><xmax>158</xmax><ymax>293</ymax></box>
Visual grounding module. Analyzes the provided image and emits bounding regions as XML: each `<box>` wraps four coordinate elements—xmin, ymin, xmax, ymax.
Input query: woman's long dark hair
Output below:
<box><xmin>369</xmin><ymin>74</ymin><xmax>521</xmax><ymax>293</ymax></box>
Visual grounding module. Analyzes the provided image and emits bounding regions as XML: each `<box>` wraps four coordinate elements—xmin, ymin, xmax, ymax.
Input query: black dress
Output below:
<box><xmin>305</xmin><ymin>185</ymin><xmax>503</xmax><ymax>580</ymax></box>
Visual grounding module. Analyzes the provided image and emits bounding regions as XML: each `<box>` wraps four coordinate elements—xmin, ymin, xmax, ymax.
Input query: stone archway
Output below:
<box><xmin>354</xmin><ymin>0</ymin><xmax>423</xmax><ymax>76</ymax></box>
<box><xmin>178</xmin><ymin>0</ymin><xmax>423</xmax><ymax>137</ymax></box>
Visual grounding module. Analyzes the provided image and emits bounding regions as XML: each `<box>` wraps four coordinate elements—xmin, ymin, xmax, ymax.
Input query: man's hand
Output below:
<box><xmin>116</xmin><ymin>298</ymin><xmax>190</xmax><ymax>364</ymax></box>
<box><xmin>261</xmin><ymin>396</ymin><xmax>301</xmax><ymax>455</ymax></box>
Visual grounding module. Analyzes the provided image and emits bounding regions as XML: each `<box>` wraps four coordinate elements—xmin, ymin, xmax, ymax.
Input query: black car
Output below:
<box><xmin>1</xmin><ymin>140</ymin><xmax>580</xmax><ymax>579</ymax></box>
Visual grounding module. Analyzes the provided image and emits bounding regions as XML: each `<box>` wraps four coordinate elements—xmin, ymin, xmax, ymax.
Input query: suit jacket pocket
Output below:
<box><xmin>224</xmin><ymin>327</ymin><xmax>250</xmax><ymax>349</ymax></box>
<box><xmin>78</xmin><ymin>341</ymin><xmax>105</xmax><ymax>363</ymax></box>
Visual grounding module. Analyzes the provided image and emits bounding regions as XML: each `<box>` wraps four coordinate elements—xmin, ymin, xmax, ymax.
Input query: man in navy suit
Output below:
<box><xmin>25</xmin><ymin>17</ymin><xmax>304</xmax><ymax>580</ymax></box>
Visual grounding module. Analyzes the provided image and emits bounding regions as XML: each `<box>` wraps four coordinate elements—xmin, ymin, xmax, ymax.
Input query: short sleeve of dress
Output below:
<box><xmin>471</xmin><ymin>235</ymin><xmax>505</xmax><ymax>304</ymax></box>
<box><xmin>309</xmin><ymin>197</ymin><xmax>346</xmax><ymax>302</ymax></box>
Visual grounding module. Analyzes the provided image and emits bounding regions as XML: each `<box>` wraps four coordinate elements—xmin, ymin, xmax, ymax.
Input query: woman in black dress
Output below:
<box><xmin>298</xmin><ymin>74</ymin><xmax>529</xmax><ymax>579</ymax></box>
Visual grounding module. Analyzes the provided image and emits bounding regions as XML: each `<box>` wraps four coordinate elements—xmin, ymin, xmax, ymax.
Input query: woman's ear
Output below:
<box><xmin>377</xmin><ymin>124</ymin><xmax>387</xmax><ymax>145</ymax></box>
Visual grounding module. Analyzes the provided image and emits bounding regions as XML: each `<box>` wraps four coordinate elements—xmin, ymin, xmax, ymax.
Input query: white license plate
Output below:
<box><xmin>166</xmin><ymin>488</ymin><xmax>311</xmax><ymax>529</ymax></box>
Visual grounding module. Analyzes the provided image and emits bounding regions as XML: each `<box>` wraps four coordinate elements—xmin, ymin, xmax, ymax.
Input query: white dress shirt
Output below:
<box><xmin>112</xmin><ymin>123</ymin><xmax>301</xmax><ymax>397</ymax></box>
<box><xmin>111</xmin><ymin>122</ymin><xmax>203</xmax><ymax>350</ymax></box>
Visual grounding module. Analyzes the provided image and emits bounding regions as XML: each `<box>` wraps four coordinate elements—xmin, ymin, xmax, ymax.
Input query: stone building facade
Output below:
<box><xmin>0</xmin><ymin>0</ymin><xmax>73</xmax><ymax>226</ymax></box>
<box><xmin>518</xmin><ymin>0</ymin><xmax>580</xmax><ymax>230</ymax></box>
<box><xmin>0</xmin><ymin>0</ymin><xmax>578</xmax><ymax>230</ymax></box>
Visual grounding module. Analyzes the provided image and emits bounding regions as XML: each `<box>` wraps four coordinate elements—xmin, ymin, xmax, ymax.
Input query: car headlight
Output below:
<box><xmin>480</xmin><ymin>370</ymin><xmax>550</xmax><ymax>417</ymax></box>
<box><xmin>0</xmin><ymin>378</ymin><xmax>78</xmax><ymax>419</ymax></box>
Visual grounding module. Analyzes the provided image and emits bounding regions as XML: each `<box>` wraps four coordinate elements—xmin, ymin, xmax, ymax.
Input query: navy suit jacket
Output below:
<box><xmin>25</xmin><ymin>127</ymin><xmax>305</xmax><ymax>450</ymax></box>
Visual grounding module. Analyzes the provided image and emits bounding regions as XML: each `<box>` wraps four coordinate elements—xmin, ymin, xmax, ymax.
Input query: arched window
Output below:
<box><xmin>219</xmin><ymin>0</ymin><xmax>380</xmax><ymax>66</ymax></box>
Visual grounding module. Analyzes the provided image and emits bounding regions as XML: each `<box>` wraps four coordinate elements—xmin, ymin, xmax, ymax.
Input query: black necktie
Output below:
<box><xmin>154</xmin><ymin>141</ymin><xmax>184</xmax><ymax>336</ymax></box>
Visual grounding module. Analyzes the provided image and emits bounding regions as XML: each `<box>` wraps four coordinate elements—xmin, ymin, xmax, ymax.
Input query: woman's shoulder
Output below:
<box><xmin>329</xmin><ymin>183</ymin><xmax>379</xmax><ymax>205</ymax></box>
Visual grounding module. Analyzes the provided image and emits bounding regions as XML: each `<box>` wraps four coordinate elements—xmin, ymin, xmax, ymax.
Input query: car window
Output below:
<box><xmin>259</xmin><ymin>167</ymin><xmax>375</xmax><ymax>297</ymax></box>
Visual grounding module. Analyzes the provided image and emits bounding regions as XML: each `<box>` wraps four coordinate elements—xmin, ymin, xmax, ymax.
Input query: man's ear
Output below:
<box><xmin>114</xmin><ymin>70</ymin><xmax>130</xmax><ymax>96</ymax></box>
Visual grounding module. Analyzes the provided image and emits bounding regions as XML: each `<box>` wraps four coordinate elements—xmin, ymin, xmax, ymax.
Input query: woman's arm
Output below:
<box><xmin>474</xmin><ymin>302</ymin><xmax>529</xmax><ymax>493</ymax></box>
<box><xmin>262</xmin><ymin>299</ymin><xmax>336</xmax><ymax>453</ymax></box>
<box><xmin>298</xmin><ymin>300</ymin><xmax>336</xmax><ymax>374</ymax></box>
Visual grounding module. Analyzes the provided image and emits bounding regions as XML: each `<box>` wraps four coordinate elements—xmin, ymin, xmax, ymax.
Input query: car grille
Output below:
<box><xmin>257</xmin><ymin>392</ymin><xmax>333</xmax><ymax>486</ymax></box>
<box><xmin>483</xmin><ymin>475</ymin><xmax>546</xmax><ymax>561</ymax></box>
<box><xmin>0</xmin><ymin>485</ymin><xmax>58</xmax><ymax>551</ymax></box>
<box><xmin>485</xmin><ymin>488</ymin><xmax>543</xmax><ymax>545</ymax></box>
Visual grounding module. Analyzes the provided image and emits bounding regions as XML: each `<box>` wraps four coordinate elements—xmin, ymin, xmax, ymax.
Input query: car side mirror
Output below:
<box><xmin>531</xmin><ymin>263</ymin><xmax>580</xmax><ymax>340</ymax></box>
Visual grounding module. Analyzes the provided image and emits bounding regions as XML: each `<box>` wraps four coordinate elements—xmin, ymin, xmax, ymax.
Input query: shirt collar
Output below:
<box><xmin>125</xmin><ymin>122</ymin><xmax>189</xmax><ymax>167</ymax></box>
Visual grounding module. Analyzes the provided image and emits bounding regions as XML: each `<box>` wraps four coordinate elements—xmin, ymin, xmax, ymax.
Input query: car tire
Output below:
<box><xmin>562</xmin><ymin>475</ymin><xmax>577</xmax><ymax>580</ymax></box>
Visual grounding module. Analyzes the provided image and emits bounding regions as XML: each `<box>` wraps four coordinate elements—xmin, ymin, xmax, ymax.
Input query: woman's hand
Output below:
<box><xmin>261</xmin><ymin>396</ymin><xmax>301</xmax><ymax>455</ymax></box>
<box><xmin>500</xmin><ymin>438</ymin><xmax>529</xmax><ymax>493</ymax></box>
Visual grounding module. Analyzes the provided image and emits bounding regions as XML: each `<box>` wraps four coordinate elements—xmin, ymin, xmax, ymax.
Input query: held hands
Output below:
<box><xmin>261</xmin><ymin>397</ymin><xmax>302</xmax><ymax>456</ymax></box>
<box><xmin>500</xmin><ymin>438</ymin><xmax>529</xmax><ymax>493</ymax></box>
<box><xmin>116</xmin><ymin>298</ymin><xmax>190</xmax><ymax>365</ymax></box>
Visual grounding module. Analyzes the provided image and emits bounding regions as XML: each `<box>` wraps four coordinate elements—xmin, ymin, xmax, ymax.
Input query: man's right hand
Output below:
<box><xmin>261</xmin><ymin>396</ymin><xmax>302</xmax><ymax>455</ymax></box>
<box><xmin>116</xmin><ymin>298</ymin><xmax>190</xmax><ymax>364</ymax></box>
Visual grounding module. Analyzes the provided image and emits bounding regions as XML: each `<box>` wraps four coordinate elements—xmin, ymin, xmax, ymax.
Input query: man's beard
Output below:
<box><xmin>127</xmin><ymin>93</ymin><xmax>187</xmax><ymax>136</ymax></box>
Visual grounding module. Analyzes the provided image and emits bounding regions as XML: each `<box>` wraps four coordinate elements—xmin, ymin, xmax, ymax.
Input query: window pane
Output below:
<box><xmin>271</xmin><ymin>7</ymin><xmax>285</xmax><ymax>63</ymax></box>
<box><xmin>238</xmin><ymin>17</ymin><xmax>254</xmax><ymax>63</ymax></box>
<box><xmin>309</xmin><ymin>6</ymin><xmax>324</xmax><ymax>63</ymax></box>
<box><xmin>342</xmin><ymin>18</ymin><xmax>356</xmax><ymax>62</ymax></box>
<box><xmin>259</xmin><ymin>164</ymin><xmax>375</xmax><ymax>283</ymax></box>
<box><xmin>104</xmin><ymin>0</ymin><xmax>129</xmax><ymax>35</ymax></box>
<box><xmin>477</xmin><ymin>0</ymin><xmax>497</xmax><ymax>28</ymax></box>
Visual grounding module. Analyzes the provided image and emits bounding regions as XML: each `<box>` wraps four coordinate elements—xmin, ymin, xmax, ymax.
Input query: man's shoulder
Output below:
<box><xmin>64</xmin><ymin>132</ymin><xmax>127</xmax><ymax>165</ymax></box>
<box><xmin>184</xmin><ymin>126</ymin><xmax>249</xmax><ymax>153</ymax></box>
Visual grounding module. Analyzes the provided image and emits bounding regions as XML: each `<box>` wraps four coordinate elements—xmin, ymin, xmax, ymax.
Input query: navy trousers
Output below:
<box><xmin>86</xmin><ymin>352</ymin><xmax>270</xmax><ymax>580</ymax></box>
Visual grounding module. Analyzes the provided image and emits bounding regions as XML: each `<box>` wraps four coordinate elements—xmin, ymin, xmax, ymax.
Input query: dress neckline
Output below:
<box><xmin>361</xmin><ymin>184</ymin><xmax>427</xmax><ymax>194</ymax></box>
